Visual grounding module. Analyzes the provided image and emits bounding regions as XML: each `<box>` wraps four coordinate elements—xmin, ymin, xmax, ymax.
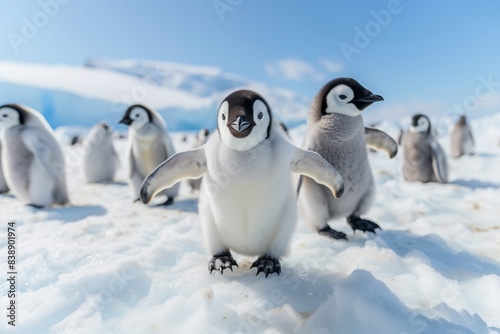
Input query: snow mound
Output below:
<box><xmin>0</xmin><ymin>60</ymin><xmax>309</xmax><ymax>130</ymax></box>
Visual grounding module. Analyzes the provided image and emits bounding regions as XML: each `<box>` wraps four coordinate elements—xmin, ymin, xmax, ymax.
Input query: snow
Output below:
<box><xmin>1</xmin><ymin>111</ymin><xmax>500</xmax><ymax>333</ymax></box>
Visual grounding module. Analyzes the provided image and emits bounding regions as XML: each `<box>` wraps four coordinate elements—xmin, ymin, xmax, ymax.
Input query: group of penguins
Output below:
<box><xmin>0</xmin><ymin>78</ymin><xmax>475</xmax><ymax>277</ymax></box>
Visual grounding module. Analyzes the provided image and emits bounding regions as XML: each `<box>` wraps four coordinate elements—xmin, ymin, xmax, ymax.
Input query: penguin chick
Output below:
<box><xmin>0</xmin><ymin>104</ymin><xmax>69</xmax><ymax>208</ymax></box>
<box><xmin>299</xmin><ymin>78</ymin><xmax>397</xmax><ymax>240</ymax></box>
<box><xmin>451</xmin><ymin>115</ymin><xmax>474</xmax><ymax>158</ymax></box>
<box><xmin>82</xmin><ymin>122</ymin><xmax>119</xmax><ymax>183</ymax></box>
<box><xmin>402</xmin><ymin>114</ymin><xmax>448</xmax><ymax>183</ymax></box>
<box><xmin>119</xmin><ymin>104</ymin><xmax>179</xmax><ymax>205</ymax></box>
<box><xmin>140</xmin><ymin>90</ymin><xmax>344</xmax><ymax>277</ymax></box>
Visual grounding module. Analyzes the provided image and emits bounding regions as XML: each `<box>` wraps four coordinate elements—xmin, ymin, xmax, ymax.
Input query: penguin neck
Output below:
<box><xmin>312</xmin><ymin>113</ymin><xmax>364</xmax><ymax>142</ymax></box>
<box><xmin>214</xmin><ymin>135</ymin><xmax>280</xmax><ymax>187</ymax></box>
<box><xmin>131</xmin><ymin>123</ymin><xmax>161</xmax><ymax>141</ymax></box>
<box><xmin>1</xmin><ymin>125</ymin><xmax>23</xmax><ymax>141</ymax></box>
<box><xmin>407</xmin><ymin>131</ymin><xmax>433</xmax><ymax>144</ymax></box>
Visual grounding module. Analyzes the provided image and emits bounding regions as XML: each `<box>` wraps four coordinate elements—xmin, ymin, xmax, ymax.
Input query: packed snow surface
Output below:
<box><xmin>1</xmin><ymin>114</ymin><xmax>500</xmax><ymax>333</ymax></box>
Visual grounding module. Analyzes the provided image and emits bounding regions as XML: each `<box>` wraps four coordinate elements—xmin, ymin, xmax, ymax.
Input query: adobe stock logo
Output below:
<box><xmin>213</xmin><ymin>0</ymin><xmax>243</xmax><ymax>21</ymax></box>
<box><xmin>6</xmin><ymin>0</ymin><xmax>72</xmax><ymax>54</ymax></box>
<box><xmin>340</xmin><ymin>0</ymin><xmax>409</xmax><ymax>63</ymax></box>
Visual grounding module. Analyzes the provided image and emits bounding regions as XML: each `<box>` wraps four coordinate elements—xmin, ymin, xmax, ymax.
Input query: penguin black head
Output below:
<box><xmin>0</xmin><ymin>104</ymin><xmax>27</xmax><ymax>130</ymax></box>
<box><xmin>197</xmin><ymin>128</ymin><xmax>210</xmax><ymax>140</ymax></box>
<box><xmin>119</xmin><ymin>104</ymin><xmax>153</xmax><ymax>130</ymax></box>
<box><xmin>217</xmin><ymin>89</ymin><xmax>272</xmax><ymax>151</ymax></box>
<box><xmin>316</xmin><ymin>78</ymin><xmax>384</xmax><ymax>117</ymax></box>
<box><xmin>457</xmin><ymin>115</ymin><xmax>467</xmax><ymax>126</ymax></box>
<box><xmin>410</xmin><ymin>114</ymin><xmax>431</xmax><ymax>134</ymax></box>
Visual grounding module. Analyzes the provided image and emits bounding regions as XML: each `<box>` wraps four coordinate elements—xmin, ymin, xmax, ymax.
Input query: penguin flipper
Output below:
<box><xmin>140</xmin><ymin>146</ymin><xmax>207</xmax><ymax>204</ymax></box>
<box><xmin>364</xmin><ymin>127</ymin><xmax>398</xmax><ymax>158</ymax></box>
<box><xmin>431</xmin><ymin>142</ymin><xmax>448</xmax><ymax>183</ymax></box>
<box><xmin>296</xmin><ymin>140</ymin><xmax>316</xmax><ymax>196</ymax></box>
<box><xmin>290</xmin><ymin>146</ymin><xmax>344</xmax><ymax>198</ymax></box>
<box><xmin>21</xmin><ymin>129</ymin><xmax>60</xmax><ymax>180</ymax></box>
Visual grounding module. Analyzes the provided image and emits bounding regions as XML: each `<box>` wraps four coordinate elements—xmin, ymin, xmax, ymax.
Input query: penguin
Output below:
<box><xmin>0</xmin><ymin>141</ymin><xmax>9</xmax><ymax>193</ymax></box>
<box><xmin>402</xmin><ymin>114</ymin><xmax>448</xmax><ymax>183</ymax></box>
<box><xmin>298</xmin><ymin>78</ymin><xmax>397</xmax><ymax>240</ymax></box>
<box><xmin>187</xmin><ymin>128</ymin><xmax>210</xmax><ymax>191</ymax></box>
<box><xmin>451</xmin><ymin>115</ymin><xmax>474</xmax><ymax>158</ymax></box>
<box><xmin>140</xmin><ymin>90</ymin><xmax>344</xmax><ymax>277</ymax></box>
<box><xmin>0</xmin><ymin>104</ymin><xmax>69</xmax><ymax>207</ymax></box>
<box><xmin>82</xmin><ymin>122</ymin><xmax>119</xmax><ymax>183</ymax></box>
<box><xmin>278</xmin><ymin>122</ymin><xmax>289</xmax><ymax>136</ymax></box>
<box><xmin>119</xmin><ymin>104</ymin><xmax>179</xmax><ymax>204</ymax></box>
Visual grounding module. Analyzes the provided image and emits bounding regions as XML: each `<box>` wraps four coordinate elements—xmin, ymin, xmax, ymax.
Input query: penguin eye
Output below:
<box><xmin>257</xmin><ymin>112</ymin><xmax>263</xmax><ymax>120</ymax></box>
<box><xmin>222</xmin><ymin>114</ymin><xmax>226</xmax><ymax>121</ymax></box>
<box><xmin>2</xmin><ymin>114</ymin><xmax>7</xmax><ymax>118</ymax></box>
<box><xmin>135</xmin><ymin>114</ymin><xmax>140</xmax><ymax>118</ymax></box>
<box><xmin>339</xmin><ymin>94</ymin><xmax>347</xmax><ymax>100</ymax></box>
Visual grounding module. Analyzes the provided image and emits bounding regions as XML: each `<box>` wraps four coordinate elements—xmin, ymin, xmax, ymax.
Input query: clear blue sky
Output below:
<box><xmin>1</xmin><ymin>0</ymin><xmax>500</xmax><ymax>121</ymax></box>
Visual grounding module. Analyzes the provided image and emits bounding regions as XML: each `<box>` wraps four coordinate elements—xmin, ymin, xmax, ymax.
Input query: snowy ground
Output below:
<box><xmin>1</xmin><ymin>115</ymin><xmax>500</xmax><ymax>333</ymax></box>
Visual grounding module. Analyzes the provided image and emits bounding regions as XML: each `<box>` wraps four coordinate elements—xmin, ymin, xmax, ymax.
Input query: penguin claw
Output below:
<box><xmin>318</xmin><ymin>226</ymin><xmax>348</xmax><ymax>240</ymax></box>
<box><xmin>347</xmin><ymin>216</ymin><xmax>381</xmax><ymax>234</ymax></box>
<box><xmin>251</xmin><ymin>255</ymin><xmax>281</xmax><ymax>278</ymax></box>
<box><xmin>208</xmin><ymin>251</ymin><xmax>238</xmax><ymax>275</ymax></box>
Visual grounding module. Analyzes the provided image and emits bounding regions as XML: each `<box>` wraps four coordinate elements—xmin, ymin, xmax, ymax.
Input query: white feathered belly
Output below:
<box><xmin>463</xmin><ymin>137</ymin><xmax>474</xmax><ymax>154</ymax></box>
<box><xmin>208</xmin><ymin>175</ymin><xmax>295</xmax><ymax>256</ymax></box>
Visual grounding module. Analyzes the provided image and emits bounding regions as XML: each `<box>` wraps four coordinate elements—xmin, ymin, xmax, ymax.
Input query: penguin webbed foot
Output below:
<box><xmin>250</xmin><ymin>255</ymin><xmax>281</xmax><ymax>278</ymax></box>
<box><xmin>347</xmin><ymin>216</ymin><xmax>381</xmax><ymax>234</ymax></box>
<box><xmin>318</xmin><ymin>226</ymin><xmax>348</xmax><ymax>240</ymax></box>
<box><xmin>209</xmin><ymin>250</ymin><xmax>238</xmax><ymax>274</ymax></box>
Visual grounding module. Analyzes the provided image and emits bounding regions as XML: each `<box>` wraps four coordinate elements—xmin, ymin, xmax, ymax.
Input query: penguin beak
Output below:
<box><xmin>353</xmin><ymin>93</ymin><xmax>384</xmax><ymax>111</ymax></box>
<box><xmin>119</xmin><ymin>117</ymin><xmax>132</xmax><ymax>126</ymax></box>
<box><xmin>356</xmin><ymin>94</ymin><xmax>384</xmax><ymax>103</ymax></box>
<box><xmin>230</xmin><ymin>116</ymin><xmax>251</xmax><ymax>133</ymax></box>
